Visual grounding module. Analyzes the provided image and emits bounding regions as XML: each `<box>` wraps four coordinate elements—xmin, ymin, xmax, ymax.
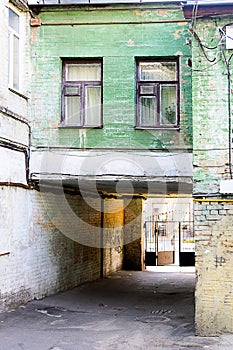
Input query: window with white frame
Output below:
<box><xmin>136</xmin><ymin>58</ymin><xmax>179</xmax><ymax>129</ymax></box>
<box><xmin>8</xmin><ymin>8</ymin><xmax>20</xmax><ymax>91</ymax></box>
<box><xmin>61</xmin><ymin>60</ymin><xmax>102</xmax><ymax>128</ymax></box>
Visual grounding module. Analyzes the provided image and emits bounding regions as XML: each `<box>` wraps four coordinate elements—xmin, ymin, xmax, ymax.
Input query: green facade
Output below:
<box><xmin>192</xmin><ymin>17</ymin><xmax>233</xmax><ymax>195</ymax></box>
<box><xmin>30</xmin><ymin>4</ymin><xmax>192</xmax><ymax>151</ymax></box>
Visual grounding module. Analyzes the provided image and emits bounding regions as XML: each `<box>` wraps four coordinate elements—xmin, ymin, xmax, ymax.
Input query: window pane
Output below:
<box><xmin>9</xmin><ymin>9</ymin><xmax>19</xmax><ymax>33</ymax></box>
<box><xmin>13</xmin><ymin>35</ymin><xmax>19</xmax><ymax>90</ymax></box>
<box><xmin>140</xmin><ymin>85</ymin><xmax>154</xmax><ymax>95</ymax></box>
<box><xmin>65</xmin><ymin>96</ymin><xmax>81</xmax><ymax>125</ymax></box>
<box><xmin>140</xmin><ymin>96</ymin><xmax>156</xmax><ymax>126</ymax></box>
<box><xmin>139</xmin><ymin>62</ymin><xmax>176</xmax><ymax>81</ymax></box>
<box><xmin>160</xmin><ymin>85</ymin><xmax>177</xmax><ymax>125</ymax></box>
<box><xmin>85</xmin><ymin>86</ymin><xmax>101</xmax><ymax>126</ymax></box>
<box><xmin>66</xmin><ymin>64</ymin><xmax>101</xmax><ymax>81</ymax></box>
<box><xmin>65</xmin><ymin>86</ymin><xmax>80</xmax><ymax>95</ymax></box>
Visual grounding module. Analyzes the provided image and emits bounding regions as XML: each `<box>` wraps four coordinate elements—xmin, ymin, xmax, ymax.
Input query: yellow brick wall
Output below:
<box><xmin>195</xmin><ymin>200</ymin><xmax>233</xmax><ymax>335</ymax></box>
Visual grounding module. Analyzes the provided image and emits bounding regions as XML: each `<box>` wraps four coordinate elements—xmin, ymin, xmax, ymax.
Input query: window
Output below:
<box><xmin>61</xmin><ymin>60</ymin><xmax>102</xmax><ymax>128</ymax></box>
<box><xmin>8</xmin><ymin>8</ymin><xmax>20</xmax><ymax>91</ymax></box>
<box><xmin>136</xmin><ymin>59</ymin><xmax>179</xmax><ymax>128</ymax></box>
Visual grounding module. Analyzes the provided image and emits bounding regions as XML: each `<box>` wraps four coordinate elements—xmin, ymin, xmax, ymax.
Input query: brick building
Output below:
<box><xmin>2</xmin><ymin>0</ymin><xmax>233</xmax><ymax>337</ymax></box>
<box><xmin>27</xmin><ymin>0</ymin><xmax>193</xmax><ymax>280</ymax></box>
<box><xmin>1</xmin><ymin>0</ymin><xmax>192</xmax><ymax>311</ymax></box>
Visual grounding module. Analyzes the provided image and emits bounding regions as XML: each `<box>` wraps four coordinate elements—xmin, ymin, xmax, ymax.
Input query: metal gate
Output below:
<box><xmin>144</xmin><ymin>221</ymin><xmax>194</xmax><ymax>267</ymax></box>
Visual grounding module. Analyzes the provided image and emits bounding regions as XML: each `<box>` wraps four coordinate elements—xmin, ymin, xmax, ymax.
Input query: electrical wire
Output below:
<box><xmin>189</xmin><ymin>27</ymin><xmax>216</xmax><ymax>62</ymax></box>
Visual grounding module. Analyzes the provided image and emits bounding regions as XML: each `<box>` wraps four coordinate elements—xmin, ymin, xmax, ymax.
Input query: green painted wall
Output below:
<box><xmin>192</xmin><ymin>18</ymin><xmax>233</xmax><ymax>195</ymax></box>
<box><xmin>30</xmin><ymin>5</ymin><xmax>192</xmax><ymax>150</ymax></box>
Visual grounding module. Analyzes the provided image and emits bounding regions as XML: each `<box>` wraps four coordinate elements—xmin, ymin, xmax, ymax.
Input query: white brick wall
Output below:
<box><xmin>0</xmin><ymin>110</ymin><xmax>29</xmax><ymax>146</ymax></box>
<box><xmin>0</xmin><ymin>147</ymin><xmax>27</xmax><ymax>184</ymax></box>
<box><xmin>0</xmin><ymin>187</ymin><xmax>126</xmax><ymax>311</ymax></box>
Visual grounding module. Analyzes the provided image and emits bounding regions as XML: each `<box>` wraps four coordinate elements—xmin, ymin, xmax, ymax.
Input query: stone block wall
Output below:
<box><xmin>195</xmin><ymin>199</ymin><xmax>233</xmax><ymax>335</ymax></box>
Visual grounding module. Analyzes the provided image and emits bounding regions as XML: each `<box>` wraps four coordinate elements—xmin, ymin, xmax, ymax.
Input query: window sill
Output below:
<box><xmin>9</xmin><ymin>88</ymin><xmax>29</xmax><ymax>101</ymax></box>
<box><xmin>58</xmin><ymin>123</ymin><xmax>103</xmax><ymax>129</ymax></box>
<box><xmin>135</xmin><ymin>126</ymin><xmax>180</xmax><ymax>131</ymax></box>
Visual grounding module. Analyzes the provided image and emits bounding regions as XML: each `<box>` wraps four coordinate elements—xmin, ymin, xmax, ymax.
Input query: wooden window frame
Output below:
<box><xmin>135</xmin><ymin>58</ymin><xmax>180</xmax><ymax>130</ymax></box>
<box><xmin>61</xmin><ymin>59</ymin><xmax>103</xmax><ymax>128</ymax></box>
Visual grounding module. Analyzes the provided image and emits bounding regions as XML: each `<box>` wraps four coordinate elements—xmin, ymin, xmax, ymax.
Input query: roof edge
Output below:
<box><xmin>183</xmin><ymin>3</ymin><xmax>233</xmax><ymax>19</ymax></box>
<box><xmin>10</xmin><ymin>0</ymin><xmax>29</xmax><ymax>11</ymax></box>
<box><xmin>28</xmin><ymin>0</ymin><xmax>184</xmax><ymax>6</ymax></box>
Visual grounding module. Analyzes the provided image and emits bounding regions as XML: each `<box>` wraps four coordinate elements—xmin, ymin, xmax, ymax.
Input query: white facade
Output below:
<box><xmin>0</xmin><ymin>0</ymin><xmax>30</xmax><ymax>307</ymax></box>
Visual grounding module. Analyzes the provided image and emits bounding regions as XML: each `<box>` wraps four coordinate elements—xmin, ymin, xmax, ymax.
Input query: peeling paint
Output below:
<box><xmin>173</xmin><ymin>29</ymin><xmax>184</xmax><ymax>40</ymax></box>
<box><xmin>158</xmin><ymin>10</ymin><xmax>169</xmax><ymax>16</ymax></box>
<box><xmin>178</xmin><ymin>22</ymin><xmax>188</xmax><ymax>26</ymax></box>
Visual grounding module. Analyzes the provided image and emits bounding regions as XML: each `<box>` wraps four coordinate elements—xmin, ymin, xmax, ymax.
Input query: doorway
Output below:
<box><xmin>144</xmin><ymin>220</ymin><xmax>194</xmax><ymax>267</ymax></box>
<box><xmin>143</xmin><ymin>198</ymin><xmax>195</xmax><ymax>268</ymax></box>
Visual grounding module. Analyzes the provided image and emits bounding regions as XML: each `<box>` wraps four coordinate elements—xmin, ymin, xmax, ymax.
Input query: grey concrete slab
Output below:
<box><xmin>0</xmin><ymin>270</ymin><xmax>232</xmax><ymax>349</ymax></box>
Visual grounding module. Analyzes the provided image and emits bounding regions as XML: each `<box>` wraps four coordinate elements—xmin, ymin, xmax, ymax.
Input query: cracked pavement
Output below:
<box><xmin>0</xmin><ymin>270</ymin><xmax>233</xmax><ymax>350</ymax></box>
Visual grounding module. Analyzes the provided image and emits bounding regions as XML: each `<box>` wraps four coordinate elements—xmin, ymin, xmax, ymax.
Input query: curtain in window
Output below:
<box><xmin>160</xmin><ymin>85</ymin><xmax>177</xmax><ymax>125</ymax></box>
<box><xmin>140</xmin><ymin>97</ymin><xmax>156</xmax><ymax>126</ymax></box>
<box><xmin>85</xmin><ymin>86</ymin><xmax>101</xmax><ymax>126</ymax></box>
<box><xmin>66</xmin><ymin>64</ymin><xmax>101</xmax><ymax>81</ymax></box>
<box><xmin>65</xmin><ymin>96</ymin><xmax>81</xmax><ymax>125</ymax></box>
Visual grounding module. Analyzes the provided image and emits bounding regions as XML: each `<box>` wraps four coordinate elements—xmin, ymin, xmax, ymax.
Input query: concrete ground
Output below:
<box><xmin>0</xmin><ymin>270</ymin><xmax>233</xmax><ymax>350</ymax></box>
